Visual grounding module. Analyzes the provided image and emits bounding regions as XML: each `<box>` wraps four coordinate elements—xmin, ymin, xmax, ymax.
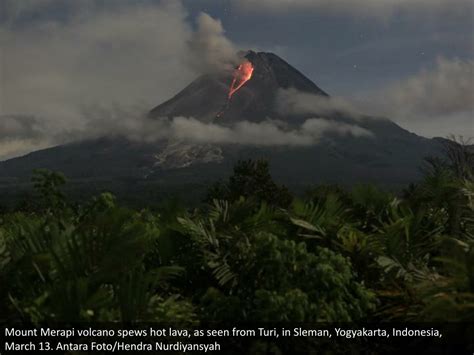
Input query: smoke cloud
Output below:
<box><xmin>1</xmin><ymin>1</ymin><xmax>192</xmax><ymax>143</ymax></box>
<box><xmin>188</xmin><ymin>12</ymin><xmax>238</xmax><ymax>73</ymax></box>
<box><xmin>0</xmin><ymin>1</ymin><xmax>243</xmax><ymax>159</ymax></box>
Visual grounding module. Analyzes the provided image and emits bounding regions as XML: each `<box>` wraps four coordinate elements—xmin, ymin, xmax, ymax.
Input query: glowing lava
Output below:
<box><xmin>227</xmin><ymin>60</ymin><xmax>254</xmax><ymax>99</ymax></box>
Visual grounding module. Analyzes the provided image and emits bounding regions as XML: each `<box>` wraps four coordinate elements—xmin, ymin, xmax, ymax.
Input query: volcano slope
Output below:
<box><xmin>0</xmin><ymin>51</ymin><xmax>443</xmax><ymax>201</ymax></box>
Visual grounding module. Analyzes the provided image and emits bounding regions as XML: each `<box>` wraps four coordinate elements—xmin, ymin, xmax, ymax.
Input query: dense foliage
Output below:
<box><xmin>1</xmin><ymin>140</ymin><xmax>473</xmax><ymax>329</ymax></box>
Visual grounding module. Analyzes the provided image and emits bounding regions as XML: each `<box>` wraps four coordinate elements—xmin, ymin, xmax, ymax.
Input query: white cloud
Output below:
<box><xmin>170</xmin><ymin>117</ymin><xmax>312</xmax><ymax>145</ymax></box>
<box><xmin>85</xmin><ymin>111</ymin><xmax>373</xmax><ymax>147</ymax></box>
<box><xmin>360</xmin><ymin>57</ymin><xmax>474</xmax><ymax>138</ymax></box>
<box><xmin>0</xmin><ymin>107</ymin><xmax>374</xmax><ymax>159</ymax></box>
<box><xmin>382</xmin><ymin>58</ymin><xmax>473</xmax><ymax>117</ymax></box>
<box><xmin>171</xmin><ymin>117</ymin><xmax>372</xmax><ymax>145</ymax></box>
<box><xmin>136</xmin><ymin>116</ymin><xmax>372</xmax><ymax>146</ymax></box>
<box><xmin>276</xmin><ymin>59</ymin><xmax>474</xmax><ymax>139</ymax></box>
<box><xmin>73</xmin><ymin>103</ymin><xmax>374</xmax><ymax>146</ymax></box>
<box><xmin>300</xmin><ymin>118</ymin><xmax>372</xmax><ymax>139</ymax></box>
<box><xmin>277</xmin><ymin>88</ymin><xmax>361</xmax><ymax>117</ymax></box>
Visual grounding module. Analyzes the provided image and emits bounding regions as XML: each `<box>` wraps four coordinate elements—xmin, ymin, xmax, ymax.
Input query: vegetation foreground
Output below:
<box><xmin>0</xmin><ymin>139</ymin><xmax>473</xmax><ymax>350</ymax></box>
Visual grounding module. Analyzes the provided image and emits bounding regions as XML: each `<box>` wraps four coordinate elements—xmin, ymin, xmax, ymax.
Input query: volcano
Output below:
<box><xmin>0</xmin><ymin>51</ymin><xmax>443</xmax><ymax>203</ymax></box>
<box><xmin>149</xmin><ymin>51</ymin><xmax>328</xmax><ymax>124</ymax></box>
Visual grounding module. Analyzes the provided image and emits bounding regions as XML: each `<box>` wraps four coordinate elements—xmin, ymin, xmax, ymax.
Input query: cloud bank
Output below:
<box><xmin>63</xmin><ymin>104</ymin><xmax>374</xmax><ymax>147</ymax></box>
<box><xmin>381</xmin><ymin>58</ymin><xmax>473</xmax><ymax>117</ymax></box>
<box><xmin>277</xmin><ymin>88</ymin><xmax>362</xmax><ymax>117</ymax></box>
<box><xmin>276</xmin><ymin>58</ymin><xmax>473</xmax><ymax>138</ymax></box>
<box><xmin>169</xmin><ymin>117</ymin><xmax>372</xmax><ymax>146</ymax></box>
<box><xmin>361</xmin><ymin>58</ymin><xmax>474</xmax><ymax>138</ymax></box>
<box><xmin>0</xmin><ymin>106</ymin><xmax>374</xmax><ymax>160</ymax></box>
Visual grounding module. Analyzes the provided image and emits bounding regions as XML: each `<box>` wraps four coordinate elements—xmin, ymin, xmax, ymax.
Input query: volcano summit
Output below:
<box><xmin>0</xmin><ymin>51</ymin><xmax>443</xmax><ymax>201</ymax></box>
<box><xmin>149</xmin><ymin>51</ymin><xmax>328</xmax><ymax>124</ymax></box>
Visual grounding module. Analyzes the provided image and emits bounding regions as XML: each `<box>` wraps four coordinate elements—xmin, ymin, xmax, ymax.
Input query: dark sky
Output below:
<box><xmin>183</xmin><ymin>0</ymin><xmax>473</xmax><ymax>95</ymax></box>
<box><xmin>0</xmin><ymin>0</ymin><xmax>473</xmax><ymax>158</ymax></box>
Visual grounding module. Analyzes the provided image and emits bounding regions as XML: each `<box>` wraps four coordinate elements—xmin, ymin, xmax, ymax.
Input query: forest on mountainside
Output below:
<box><xmin>1</xmin><ymin>138</ymin><xmax>473</xmax><ymax>351</ymax></box>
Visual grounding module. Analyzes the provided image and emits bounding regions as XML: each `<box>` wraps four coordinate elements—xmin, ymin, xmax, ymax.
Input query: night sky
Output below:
<box><xmin>188</xmin><ymin>1</ymin><xmax>471</xmax><ymax>91</ymax></box>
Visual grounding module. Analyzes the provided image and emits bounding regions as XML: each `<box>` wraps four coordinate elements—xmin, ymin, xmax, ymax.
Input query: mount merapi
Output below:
<box><xmin>0</xmin><ymin>51</ymin><xmax>443</xmax><ymax>201</ymax></box>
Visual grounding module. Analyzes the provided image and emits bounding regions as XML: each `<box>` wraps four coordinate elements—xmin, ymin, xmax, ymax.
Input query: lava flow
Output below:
<box><xmin>227</xmin><ymin>60</ymin><xmax>254</xmax><ymax>99</ymax></box>
<box><xmin>216</xmin><ymin>59</ymin><xmax>254</xmax><ymax>119</ymax></box>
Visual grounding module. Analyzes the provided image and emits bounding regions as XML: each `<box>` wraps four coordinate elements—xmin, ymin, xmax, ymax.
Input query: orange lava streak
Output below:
<box><xmin>228</xmin><ymin>60</ymin><xmax>254</xmax><ymax>99</ymax></box>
